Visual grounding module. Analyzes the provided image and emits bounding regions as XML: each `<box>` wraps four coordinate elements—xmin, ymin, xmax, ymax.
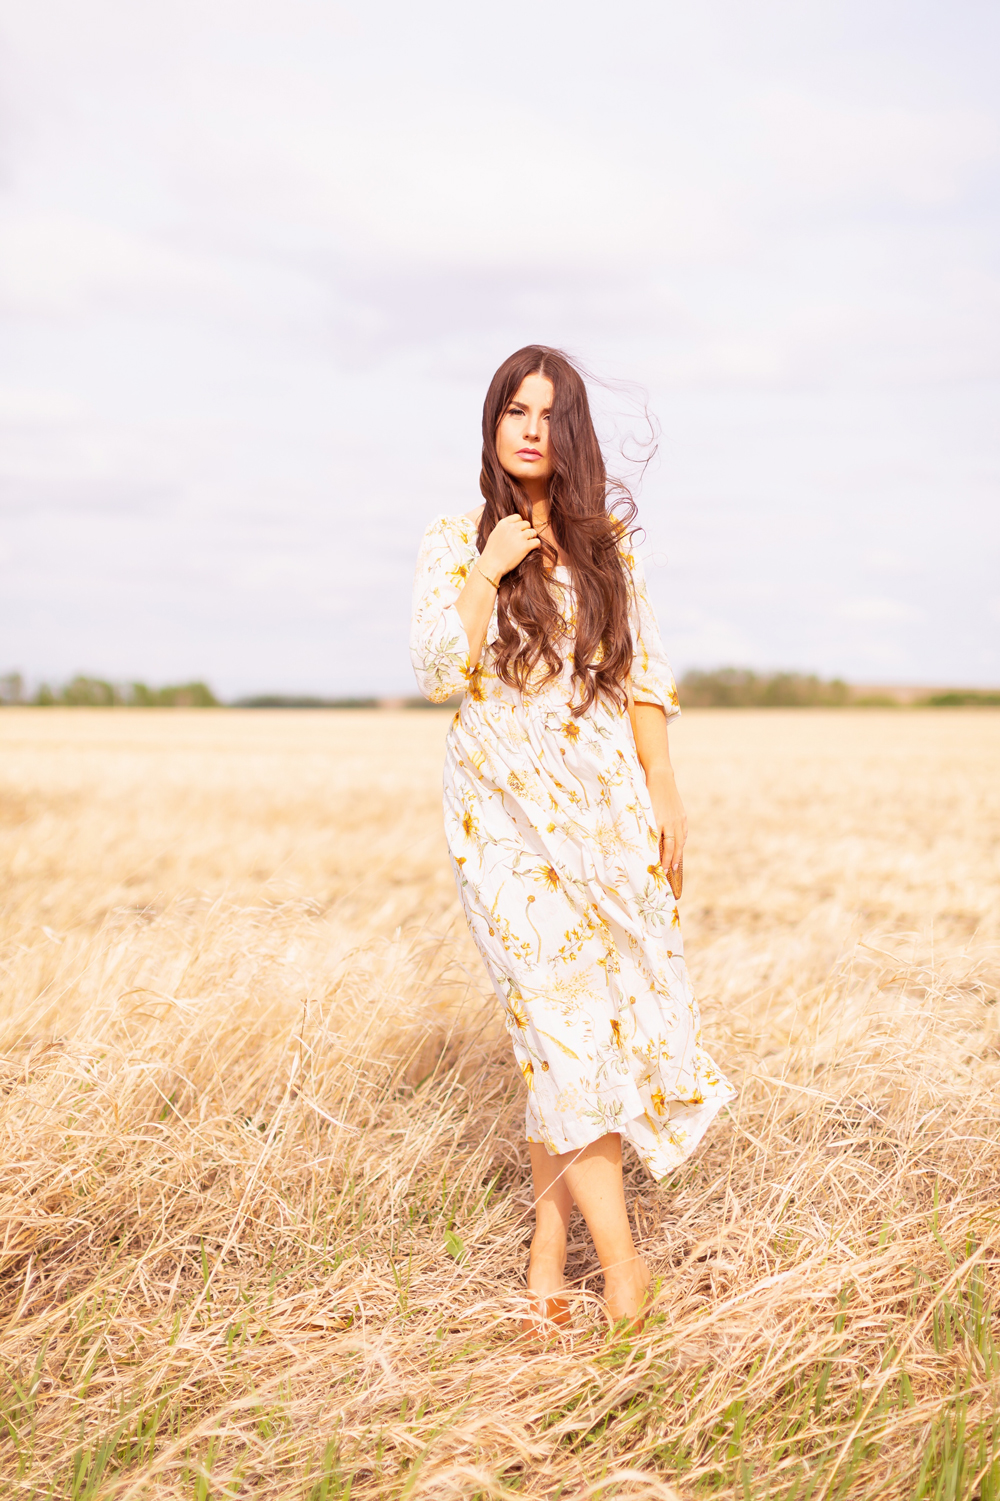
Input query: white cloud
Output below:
<box><xmin>0</xmin><ymin>210</ymin><xmax>221</xmax><ymax>313</ymax></box>
<box><xmin>0</xmin><ymin>385</ymin><xmax>85</xmax><ymax>423</ymax></box>
<box><xmin>0</xmin><ymin>0</ymin><xmax>997</xmax><ymax>692</ymax></box>
<box><xmin>660</xmin><ymin>611</ymin><xmax>760</xmax><ymax>673</ymax></box>
<box><xmin>753</xmin><ymin>90</ymin><xmax>998</xmax><ymax>207</ymax></box>
<box><xmin>837</xmin><ymin>598</ymin><xmax>923</xmax><ymax>624</ymax></box>
<box><xmin>860</xmin><ymin>550</ymin><xmax>921</xmax><ymax>576</ymax></box>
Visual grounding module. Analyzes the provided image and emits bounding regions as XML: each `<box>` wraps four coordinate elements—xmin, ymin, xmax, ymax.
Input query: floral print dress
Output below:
<box><xmin>410</xmin><ymin>512</ymin><xmax>735</xmax><ymax>1180</ymax></box>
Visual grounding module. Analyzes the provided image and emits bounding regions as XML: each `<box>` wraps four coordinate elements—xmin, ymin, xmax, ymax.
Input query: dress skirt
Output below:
<box><xmin>410</xmin><ymin>512</ymin><xmax>735</xmax><ymax>1180</ymax></box>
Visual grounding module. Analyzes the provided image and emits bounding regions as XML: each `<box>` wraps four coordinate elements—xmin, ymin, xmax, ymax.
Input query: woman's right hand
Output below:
<box><xmin>479</xmin><ymin>514</ymin><xmax>540</xmax><ymax>580</ymax></box>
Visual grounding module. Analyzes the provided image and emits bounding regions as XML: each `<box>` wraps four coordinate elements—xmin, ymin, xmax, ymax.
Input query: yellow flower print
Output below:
<box><xmin>524</xmin><ymin>894</ymin><xmax>543</xmax><ymax>960</ymax></box>
<box><xmin>505</xmin><ymin>997</ymin><xmax>530</xmax><ymax>1031</ymax></box>
<box><xmin>408</xmin><ymin>513</ymin><xmax>735</xmax><ymax>1179</ymax></box>
<box><xmin>536</xmin><ymin>1028</ymin><xmax>579</xmax><ymax>1060</ymax></box>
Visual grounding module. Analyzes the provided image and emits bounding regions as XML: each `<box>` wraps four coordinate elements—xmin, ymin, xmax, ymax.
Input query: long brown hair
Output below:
<box><xmin>477</xmin><ymin>346</ymin><xmax>638</xmax><ymax>716</ymax></box>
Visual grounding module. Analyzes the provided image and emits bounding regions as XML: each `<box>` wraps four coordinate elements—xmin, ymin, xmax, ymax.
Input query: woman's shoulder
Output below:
<box><xmin>421</xmin><ymin>508</ymin><xmax>482</xmax><ymax>550</ymax></box>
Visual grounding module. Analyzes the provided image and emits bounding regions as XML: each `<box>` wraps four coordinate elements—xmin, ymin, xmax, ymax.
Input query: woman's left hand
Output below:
<box><xmin>645</xmin><ymin>766</ymin><xmax>687</xmax><ymax>873</ymax></box>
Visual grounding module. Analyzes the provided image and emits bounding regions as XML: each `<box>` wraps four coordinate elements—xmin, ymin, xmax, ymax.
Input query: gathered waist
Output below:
<box><xmin>456</xmin><ymin>686</ymin><xmax>620</xmax><ymax>727</ymax></box>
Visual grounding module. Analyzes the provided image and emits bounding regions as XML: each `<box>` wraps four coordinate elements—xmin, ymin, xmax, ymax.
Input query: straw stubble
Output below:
<box><xmin>0</xmin><ymin>707</ymin><xmax>998</xmax><ymax>1500</ymax></box>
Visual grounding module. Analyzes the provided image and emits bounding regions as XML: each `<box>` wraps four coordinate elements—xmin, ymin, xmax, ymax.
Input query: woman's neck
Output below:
<box><xmin>520</xmin><ymin>476</ymin><xmax>549</xmax><ymax>513</ymax></box>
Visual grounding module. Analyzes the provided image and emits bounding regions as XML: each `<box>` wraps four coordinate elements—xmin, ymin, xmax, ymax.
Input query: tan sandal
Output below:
<box><xmin>519</xmin><ymin>1292</ymin><xmax>571</xmax><ymax>1340</ymax></box>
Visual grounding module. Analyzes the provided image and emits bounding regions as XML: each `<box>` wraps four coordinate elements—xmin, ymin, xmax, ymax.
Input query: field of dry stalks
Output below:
<box><xmin>1</xmin><ymin>706</ymin><xmax>999</xmax><ymax>1501</ymax></box>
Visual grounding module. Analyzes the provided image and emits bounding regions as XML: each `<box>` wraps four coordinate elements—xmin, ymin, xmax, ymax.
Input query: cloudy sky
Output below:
<box><xmin>1</xmin><ymin>0</ymin><xmax>998</xmax><ymax>696</ymax></box>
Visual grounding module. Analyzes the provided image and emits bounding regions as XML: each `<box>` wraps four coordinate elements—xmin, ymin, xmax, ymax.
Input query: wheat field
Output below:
<box><xmin>1</xmin><ymin>706</ymin><xmax>998</xmax><ymax>1501</ymax></box>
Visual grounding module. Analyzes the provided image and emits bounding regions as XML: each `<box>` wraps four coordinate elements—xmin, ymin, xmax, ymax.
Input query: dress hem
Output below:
<box><xmin>525</xmin><ymin>1087</ymin><xmax>736</xmax><ymax>1182</ymax></box>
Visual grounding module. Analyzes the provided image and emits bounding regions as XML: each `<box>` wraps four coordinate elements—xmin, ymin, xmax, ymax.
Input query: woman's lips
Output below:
<box><xmin>516</xmin><ymin>449</ymin><xmax>542</xmax><ymax>458</ymax></box>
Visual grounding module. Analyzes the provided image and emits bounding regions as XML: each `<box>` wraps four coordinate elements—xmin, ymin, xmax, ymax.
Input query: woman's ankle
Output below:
<box><xmin>528</xmin><ymin>1231</ymin><xmax>568</xmax><ymax>1287</ymax></box>
<box><xmin>528</xmin><ymin>1244</ymin><xmax>567</xmax><ymax>1276</ymax></box>
<box><xmin>602</xmin><ymin>1253</ymin><xmax>648</xmax><ymax>1290</ymax></box>
<box><xmin>602</xmin><ymin>1256</ymin><xmax>651</xmax><ymax>1321</ymax></box>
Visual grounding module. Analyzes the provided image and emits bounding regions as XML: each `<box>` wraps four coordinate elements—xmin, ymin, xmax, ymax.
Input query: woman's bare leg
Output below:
<box><xmin>541</xmin><ymin>1134</ymin><xmax>650</xmax><ymax>1322</ymax></box>
<box><xmin>526</xmin><ymin>1142</ymin><xmax>573</xmax><ymax>1322</ymax></box>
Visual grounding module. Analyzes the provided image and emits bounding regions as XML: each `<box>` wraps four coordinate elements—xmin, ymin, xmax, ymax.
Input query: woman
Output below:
<box><xmin>410</xmin><ymin>346</ymin><xmax>734</xmax><ymax>1329</ymax></box>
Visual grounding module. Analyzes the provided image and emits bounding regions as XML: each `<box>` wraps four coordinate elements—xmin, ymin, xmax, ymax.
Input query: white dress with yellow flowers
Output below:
<box><xmin>409</xmin><ymin>512</ymin><xmax>735</xmax><ymax>1180</ymax></box>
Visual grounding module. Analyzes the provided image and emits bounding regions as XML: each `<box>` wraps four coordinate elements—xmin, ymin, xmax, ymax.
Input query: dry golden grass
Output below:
<box><xmin>1</xmin><ymin>706</ymin><xmax>999</xmax><ymax>1501</ymax></box>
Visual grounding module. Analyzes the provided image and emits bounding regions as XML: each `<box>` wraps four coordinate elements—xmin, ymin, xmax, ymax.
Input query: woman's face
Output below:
<box><xmin>495</xmin><ymin>373</ymin><xmax>554</xmax><ymax>488</ymax></box>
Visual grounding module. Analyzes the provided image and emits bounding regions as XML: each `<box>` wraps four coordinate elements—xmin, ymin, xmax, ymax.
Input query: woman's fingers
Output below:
<box><xmin>661</xmin><ymin>822</ymin><xmax>685</xmax><ymax>872</ymax></box>
<box><xmin>483</xmin><ymin>517</ymin><xmax>542</xmax><ymax>576</ymax></box>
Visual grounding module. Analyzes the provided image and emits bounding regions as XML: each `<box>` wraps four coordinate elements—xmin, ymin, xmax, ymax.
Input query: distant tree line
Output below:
<box><xmin>920</xmin><ymin>689</ymin><xmax>1000</xmax><ymax>706</ymax></box>
<box><xmin>232</xmin><ymin>695</ymin><xmax>449</xmax><ymax>708</ymax></box>
<box><xmin>231</xmin><ymin>694</ymin><xmax>379</xmax><ymax>708</ymax></box>
<box><xmin>678</xmin><ymin>669</ymin><xmax>1000</xmax><ymax>708</ymax></box>
<box><xmin>2</xmin><ymin>669</ymin><xmax>998</xmax><ymax>710</ymax></box>
<box><xmin>0</xmin><ymin>673</ymin><xmax>218</xmax><ymax>707</ymax></box>
<box><xmin>680</xmin><ymin>669</ymin><xmax>851</xmax><ymax>707</ymax></box>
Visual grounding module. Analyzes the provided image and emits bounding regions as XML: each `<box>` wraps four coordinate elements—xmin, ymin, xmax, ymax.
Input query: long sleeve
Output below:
<box><xmin>409</xmin><ymin>516</ymin><xmax>476</xmax><ymax>703</ymax></box>
<box><xmin>624</xmin><ymin>541</ymin><xmax>681</xmax><ymax>721</ymax></box>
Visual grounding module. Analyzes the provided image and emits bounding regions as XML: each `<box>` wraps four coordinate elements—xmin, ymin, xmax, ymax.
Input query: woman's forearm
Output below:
<box><xmin>455</xmin><ymin>564</ymin><xmax>500</xmax><ymax>670</ymax></box>
<box><xmin>454</xmin><ymin>515</ymin><xmax>542</xmax><ymax>673</ymax></box>
<box><xmin>632</xmin><ymin>700</ymin><xmax>686</xmax><ymax>871</ymax></box>
<box><xmin>632</xmin><ymin>701</ymin><xmax>673</xmax><ymax>778</ymax></box>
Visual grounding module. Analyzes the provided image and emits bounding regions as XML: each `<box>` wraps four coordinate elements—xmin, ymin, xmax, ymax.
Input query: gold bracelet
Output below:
<box><xmin>477</xmin><ymin>565</ymin><xmax>500</xmax><ymax>590</ymax></box>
